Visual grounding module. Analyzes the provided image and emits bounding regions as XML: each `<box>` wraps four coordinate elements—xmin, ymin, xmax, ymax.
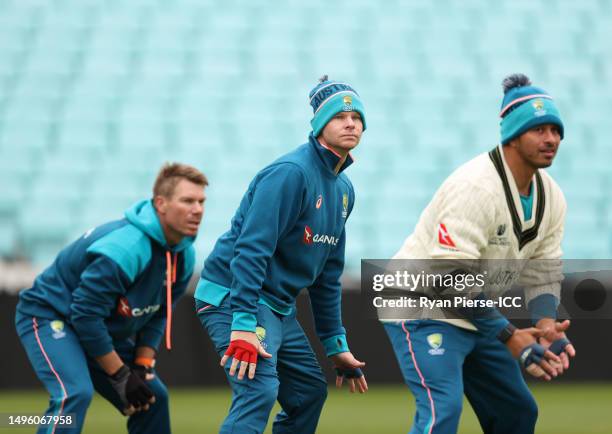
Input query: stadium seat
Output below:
<box><xmin>1</xmin><ymin>0</ymin><xmax>611</xmax><ymax>265</ymax></box>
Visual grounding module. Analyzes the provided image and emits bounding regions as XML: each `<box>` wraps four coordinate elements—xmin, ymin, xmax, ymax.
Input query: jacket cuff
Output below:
<box><xmin>472</xmin><ymin>316</ymin><xmax>510</xmax><ymax>339</ymax></box>
<box><xmin>231</xmin><ymin>312</ymin><xmax>257</xmax><ymax>332</ymax></box>
<box><xmin>528</xmin><ymin>294</ymin><xmax>559</xmax><ymax>325</ymax></box>
<box><xmin>137</xmin><ymin>328</ymin><xmax>164</xmax><ymax>351</ymax></box>
<box><xmin>322</xmin><ymin>334</ymin><xmax>349</xmax><ymax>357</ymax></box>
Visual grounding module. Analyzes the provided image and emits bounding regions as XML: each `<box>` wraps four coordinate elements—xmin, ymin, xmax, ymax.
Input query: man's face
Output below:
<box><xmin>319</xmin><ymin>111</ymin><xmax>364</xmax><ymax>153</ymax></box>
<box><xmin>511</xmin><ymin>123</ymin><xmax>561</xmax><ymax>169</ymax></box>
<box><xmin>156</xmin><ymin>179</ymin><xmax>206</xmax><ymax>241</ymax></box>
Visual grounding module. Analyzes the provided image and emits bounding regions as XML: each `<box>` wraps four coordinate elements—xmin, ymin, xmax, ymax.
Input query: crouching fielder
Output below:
<box><xmin>195</xmin><ymin>76</ymin><xmax>368</xmax><ymax>434</ymax></box>
<box><xmin>15</xmin><ymin>164</ymin><xmax>208</xmax><ymax>433</ymax></box>
<box><xmin>383</xmin><ymin>74</ymin><xmax>576</xmax><ymax>434</ymax></box>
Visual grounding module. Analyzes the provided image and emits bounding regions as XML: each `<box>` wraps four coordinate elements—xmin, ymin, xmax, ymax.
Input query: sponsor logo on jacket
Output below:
<box><xmin>437</xmin><ymin>223</ymin><xmax>457</xmax><ymax>250</ymax></box>
<box><xmin>303</xmin><ymin>226</ymin><xmax>339</xmax><ymax>246</ymax></box>
<box><xmin>117</xmin><ymin>296</ymin><xmax>161</xmax><ymax>317</ymax></box>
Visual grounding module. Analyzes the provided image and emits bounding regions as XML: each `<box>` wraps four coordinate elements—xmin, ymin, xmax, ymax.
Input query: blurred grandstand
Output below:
<box><xmin>1</xmin><ymin>0</ymin><xmax>611</xmax><ymax>288</ymax></box>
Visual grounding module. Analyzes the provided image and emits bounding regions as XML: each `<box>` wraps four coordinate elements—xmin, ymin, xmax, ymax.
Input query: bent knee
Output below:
<box><xmin>66</xmin><ymin>383</ymin><xmax>94</xmax><ymax>407</ymax></box>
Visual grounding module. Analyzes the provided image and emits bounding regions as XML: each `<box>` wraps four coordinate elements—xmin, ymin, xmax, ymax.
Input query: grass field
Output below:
<box><xmin>1</xmin><ymin>384</ymin><xmax>611</xmax><ymax>433</ymax></box>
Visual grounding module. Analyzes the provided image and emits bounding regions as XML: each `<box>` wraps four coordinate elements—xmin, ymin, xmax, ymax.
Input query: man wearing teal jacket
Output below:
<box><xmin>16</xmin><ymin>163</ymin><xmax>207</xmax><ymax>433</ymax></box>
<box><xmin>196</xmin><ymin>76</ymin><xmax>368</xmax><ymax>434</ymax></box>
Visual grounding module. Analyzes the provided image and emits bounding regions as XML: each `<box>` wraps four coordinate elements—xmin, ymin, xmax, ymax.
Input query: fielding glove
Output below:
<box><xmin>224</xmin><ymin>339</ymin><xmax>258</xmax><ymax>364</ymax></box>
<box><xmin>549</xmin><ymin>337</ymin><xmax>572</xmax><ymax>356</ymax></box>
<box><xmin>335</xmin><ymin>367</ymin><xmax>364</xmax><ymax>379</ymax></box>
<box><xmin>108</xmin><ymin>365</ymin><xmax>154</xmax><ymax>411</ymax></box>
<box><xmin>519</xmin><ymin>343</ymin><xmax>547</xmax><ymax>378</ymax></box>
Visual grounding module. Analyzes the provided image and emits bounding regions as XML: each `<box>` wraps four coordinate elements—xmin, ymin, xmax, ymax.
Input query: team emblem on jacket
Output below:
<box><xmin>50</xmin><ymin>320</ymin><xmax>66</xmax><ymax>339</ymax></box>
<box><xmin>437</xmin><ymin>223</ymin><xmax>457</xmax><ymax>249</ymax></box>
<box><xmin>117</xmin><ymin>296</ymin><xmax>132</xmax><ymax>317</ymax></box>
<box><xmin>427</xmin><ymin>333</ymin><xmax>445</xmax><ymax>355</ymax></box>
<box><xmin>316</xmin><ymin>195</ymin><xmax>323</xmax><ymax>209</ymax></box>
<box><xmin>342</xmin><ymin>193</ymin><xmax>348</xmax><ymax>218</ymax></box>
<box><xmin>489</xmin><ymin>223</ymin><xmax>511</xmax><ymax>247</ymax></box>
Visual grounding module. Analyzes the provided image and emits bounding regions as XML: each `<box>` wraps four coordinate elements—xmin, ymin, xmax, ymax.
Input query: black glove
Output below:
<box><xmin>108</xmin><ymin>365</ymin><xmax>154</xmax><ymax>410</ymax></box>
<box><xmin>132</xmin><ymin>364</ymin><xmax>154</xmax><ymax>383</ymax></box>
<box><xmin>335</xmin><ymin>367</ymin><xmax>364</xmax><ymax>379</ymax></box>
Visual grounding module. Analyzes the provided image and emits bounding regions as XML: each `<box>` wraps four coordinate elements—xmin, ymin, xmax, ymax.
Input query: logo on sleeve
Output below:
<box><xmin>50</xmin><ymin>320</ymin><xmax>66</xmax><ymax>339</ymax></box>
<box><xmin>342</xmin><ymin>193</ymin><xmax>349</xmax><ymax>218</ymax></box>
<box><xmin>437</xmin><ymin>223</ymin><xmax>457</xmax><ymax>249</ymax></box>
<box><xmin>316</xmin><ymin>195</ymin><xmax>323</xmax><ymax>209</ymax></box>
<box><xmin>427</xmin><ymin>333</ymin><xmax>445</xmax><ymax>355</ymax></box>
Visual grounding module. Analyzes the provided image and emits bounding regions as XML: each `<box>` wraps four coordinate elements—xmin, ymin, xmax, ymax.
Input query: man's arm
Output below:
<box><xmin>522</xmin><ymin>188</ymin><xmax>575</xmax><ymax>372</ymax></box>
<box><xmin>419</xmin><ymin>180</ymin><xmax>561</xmax><ymax>378</ymax></box>
<box><xmin>70</xmin><ymin>255</ymin><xmax>132</xmax><ymax>358</ymax></box>
<box><xmin>70</xmin><ymin>254</ymin><xmax>155</xmax><ymax>414</ymax></box>
<box><xmin>221</xmin><ymin>164</ymin><xmax>306</xmax><ymax>380</ymax></box>
<box><xmin>228</xmin><ymin>164</ymin><xmax>306</xmax><ymax>332</ymax></box>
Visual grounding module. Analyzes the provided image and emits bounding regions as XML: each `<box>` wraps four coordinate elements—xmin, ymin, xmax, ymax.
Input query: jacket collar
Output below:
<box><xmin>308</xmin><ymin>133</ymin><xmax>354</xmax><ymax>176</ymax></box>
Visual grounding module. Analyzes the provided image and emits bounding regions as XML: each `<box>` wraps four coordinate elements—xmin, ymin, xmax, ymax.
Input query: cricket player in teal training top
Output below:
<box><xmin>16</xmin><ymin>163</ymin><xmax>207</xmax><ymax>433</ymax></box>
<box><xmin>195</xmin><ymin>76</ymin><xmax>368</xmax><ymax>434</ymax></box>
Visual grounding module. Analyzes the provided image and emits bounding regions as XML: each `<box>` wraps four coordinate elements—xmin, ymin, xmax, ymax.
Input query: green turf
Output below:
<box><xmin>1</xmin><ymin>384</ymin><xmax>611</xmax><ymax>433</ymax></box>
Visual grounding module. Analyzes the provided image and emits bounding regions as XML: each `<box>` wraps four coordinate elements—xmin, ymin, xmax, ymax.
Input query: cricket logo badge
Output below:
<box><xmin>342</xmin><ymin>95</ymin><xmax>353</xmax><ymax>111</ymax></box>
<box><xmin>50</xmin><ymin>320</ymin><xmax>66</xmax><ymax>339</ymax></box>
<box><xmin>427</xmin><ymin>333</ymin><xmax>445</xmax><ymax>355</ymax></box>
<box><xmin>532</xmin><ymin>99</ymin><xmax>546</xmax><ymax>117</ymax></box>
<box><xmin>255</xmin><ymin>326</ymin><xmax>267</xmax><ymax>349</ymax></box>
<box><xmin>342</xmin><ymin>193</ymin><xmax>349</xmax><ymax>218</ymax></box>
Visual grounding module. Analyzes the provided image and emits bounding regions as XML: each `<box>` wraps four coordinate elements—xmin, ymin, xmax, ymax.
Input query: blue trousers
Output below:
<box><xmin>196</xmin><ymin>298</ymin><xmax>328</xmax><ymax>434</ymax></box>
<box><xmin>15</xmin><ymin>311</ymin><xmax>171</xmax><ymax>434</ymax></box>
<box><xmin>384</xmin><ymin>320</ymin><xmax>538</xmax><ymax>434</ymax></box>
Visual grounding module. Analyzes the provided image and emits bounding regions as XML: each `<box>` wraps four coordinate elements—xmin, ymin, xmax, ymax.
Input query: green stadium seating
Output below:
<box><xmin>1</xmin><ymin>0</ymin><xmax>611</xmax><ymax>268</ymax></box>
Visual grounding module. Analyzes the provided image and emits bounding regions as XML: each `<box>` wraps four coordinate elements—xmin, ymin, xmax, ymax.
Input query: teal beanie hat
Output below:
<box><xmin>309</xmin><ymin>75</ymin><xmax>366</xmax><ymax>137</ymax></box>
<box><xmin>499</xmin><ymin>73</ymin><xmax>564</xmax><ymax>145</ymax></box>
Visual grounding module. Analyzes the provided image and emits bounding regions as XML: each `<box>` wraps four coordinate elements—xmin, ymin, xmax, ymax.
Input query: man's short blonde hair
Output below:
<box><xmin>153</xmin><ymin>163</ymin><xmax>208</xmax><ymax>198</ymax></box>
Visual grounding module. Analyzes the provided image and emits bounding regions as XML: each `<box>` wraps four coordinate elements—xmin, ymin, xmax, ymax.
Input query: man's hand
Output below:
<box><xmin>330</xmin><ymin>352</ymin><xmax>368</xmax><ymax>394</ymax></box>
<box><xmin>221</xmin><ymin>331</ymin><xmax>272</xmax><ymax>380</ymax></box>
<box><xmin>505</xmin><ymin>327</ymin><xmax>561</xmax><ymax>381</ymax></box>
<box><xmin>536</xmin><ymin>319</ymin><xmax>576</xmax><ymax>375</ymax></box>
<box><xmin>133</xmin><ymin>364</ymin><xmax>155</xmax><ymax>382</ymax></box>
<box><xmin>107</xmin><ymin>365</ymin><xmax>156</xmax><ymax>416</ymax></box>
